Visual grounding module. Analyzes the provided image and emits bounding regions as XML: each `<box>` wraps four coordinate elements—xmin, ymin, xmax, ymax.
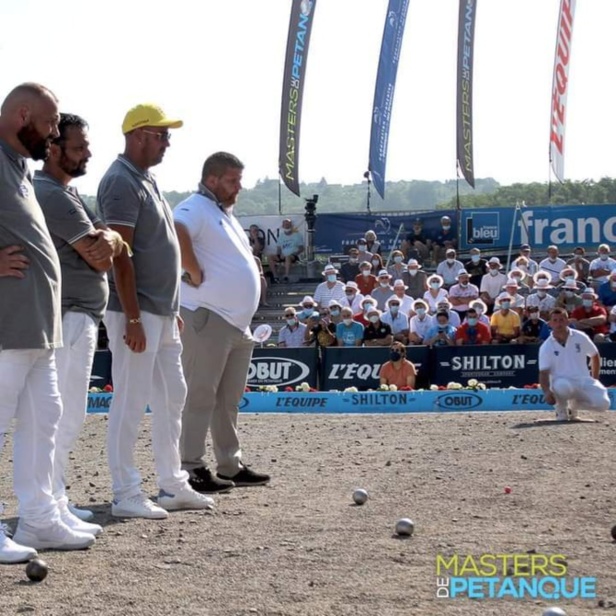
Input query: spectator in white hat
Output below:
<box><xmin>490</xmin><ymin>294</ymin><xmax>521</xmax><ymax>344</ymax></box>
<box><xmin>448</xmin><ymin>269</ymin><xmax>479</xmax><ymax>321</ymax></box>
<box><xmin>402</xmin><ymin>258</ymin><xmax>428</xmax><ymax>300</ymax></box>
<box><xmin>436</xmin><ymin>299</ymin><xmax>460</xmax><ymax>327</ymax></box>
<box><xmin>381</xmin><ymin>296</ymin><xmax>410</xmax><ymax>344</ymax></box>
<box><xmin>354</xmin><ymin>295</ymin><xmax>377</xmax><ymax>327</ymax></box>
<box><xmin>297</xmin><ymin>295</ymin><xmax>317</xmax><ymax>324</ymax></box>
<box><xmin>589</xmin><ymin>243</ymin><xmax>616</xmax><ymax>288</ymax></box>
<box><xmin>423</xmin><ymin>274</ymin><xmax>448</xmax><ymax>314</ymax></box>
<box><xmin>539</xmin><ymin>245</ymin><xmax>567</xmax><ymax>284</ymax></box>
<box><xmin>555</xmin><ymin>266</ymin><xmax>585</xmax><ymax>294</ymax></box>
<box><xmin>479</xmin><ymin>257</ymin><xmax>507</xmax><ymax>314</ymax></box>
<box><xmin>362</xmin><ymin>307</ymin><xmax>393</xmax><ymax>347</ymax></box>
<box><xmin>390</xmin><ymin>279</ymin><xmax>414</xmax><ymax>316</ymax></box>
<box><xmin>515</xmin><ymin>244</ymin><xmax>539</xmax><ymax>276</ymax></box>
<box><xmin>468</xmin><ymin>299</ymin><xmax>490</xmax><ymax>327</ymax></box>
<box><xmin>341</xmin><ymin>281</ymin><xmax>364</xmax><ymax>313</ymax></box>
<box><xmin>313</xmin><ymin>264</ymin><xmax>346</xmax><ymax>308</ymax></box>
<box><xmin>387</xmin><ymin>249</ymin><xmax>407</xmax><ymax>282</ymax></box>
<box><xmin>355</xmin><ymin>260</ymin><xmax>377</xmax><ymax>296</ymax></box>
<box><xmin>277</xmin><ymin>307</ymin><xmax>307</xmax><ymax>348</ymax></box>
<box><xmin>555</xmin><ymin>280</ymin><xmax>583</xmax><ymax>314</ymax></box>
<box><xmin>494</xmin><ymin>279</ymin><xmax>525</xmax><ymax>317</ymax></box>
<box><xmin>335</xmin><ymin>306</ymin><xmax>364</xmax><ymax>347</ymax></box>
<box><xmin>408</xmin><ymin>299</ymin><xmax>435</xmax><ymax>345</ymax></box>
<box><xmin>371</xmin><ymin>269</ymin><xmax>395</xmax><ymax>310</ymax></box>
<box><xmin>526</xmin><ymin>279</ymin><xmax>556</xmax><ymax>321</ymax></box>
<box><xmin>570</xmin><ymin>287</ymin><xmax>608</xmax><ymax>341</ymax></box>
<box><xmin>507</xmin><ymin>268</ymin><xmax>531</xmax><ymax>297</ymax></box>
<box><xmin>328</xmin><ymin>298</ymin><xmax>343</xmax><ymax>327</ymax></box>
<box><xmin>436</xmin><ymin>248</ymin><xmax>464</xmax><ymax>289</ymax></box>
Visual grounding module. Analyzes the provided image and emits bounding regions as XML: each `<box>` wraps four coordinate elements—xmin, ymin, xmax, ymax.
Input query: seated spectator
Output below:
<box><xmin>341</xmin><ymin>281</ymin><xmax>364</xmax><ymax>313</ymax></box>
<box><xmin>517</xmin><ymin>244</ymin><xmax>539</xmax><ymax>276</ymax></box>
<box><xmin>570</xmin><ymin>288</ymin><xmax>608</xmax><ymax>341</ymax></box>
<box><xmin>554</xmin><ymin>266</ymin><xmax>585</xmax><ymax>294</ymax></box>
<box><xmin>507</xmin><ymin>268</ymin><xmax>531</xmax><ymax>297</ymax></box>
<box><xmin>278</xmin><ymin>307</ymin><xmax>307</xmax><ymax>348</ymax></box>
<box><xmin>387</xmin><ymin>250</ymin><xmax>407</xmax><ymax>282</ymax></box>
<box><xmin>539</xmin><ymin>245</ymin><xmax>566</xmax><ymax>284</ymax></box>
<box><xmin>490</xmin><ymin>295</ymin><xmax>521</xmax><ymax>343</ymax></box>
<box><xmin>379</xmin><ymin>342</ymin><xmax>417</xmax><ymax>390</ymax></box>
<box><xmin>401</xmin><ymin>218</ymin><xmax>431</xmax><ymax>263</ymax></box>
<box><xmin>267</xmin><ymin>218</ymin><xmax>304</xmax><ymax>282</ymax></box>
<box><xmin>339</xmin><ymin>247</ymin><xmax>360</xmax><ymax>283</ymax></box>
<box><xmin>424</xmin><ymin>311</ymin><xmax>456</xmax><ymax>347</ymax></box>
<box><xmin>510</xmin><ymin>256</ymin><xmax>534</xmax><ymax>289</ymax></box>
<box><xmin>371</xmin><ymin>269</ymin><xmax>395</xmax><ymax>310</ymax></box>
<box><xmin>328</xmin><ymin>299</ymin><xmax>343</xmax><ymax>328</ymax></box>
<box><xmin>336</xmin><ymin>307</ymin><xmax>364</xmax><ymax>347</ymax></box>
<box><xmin>598</xmin><ymin>271</ymin><xmax>616</xmax><ymax>308</ymax></box>
<box><xmin>494</xmin><ymin>280</ymin><xmax>525</xmax><ymax>317</ymax></box>
<box><xmin>304</xmin><ymin>311</ymin><xmax>336</xmax><ymax>348</ymax></box>
<box><xmin>408</xmin><ymin>299</ymin><xmax>434</xmax><ymax>345</ymax></box>
<box><xmin>589</xmin><ymin>243</ymin><xmax>616</xmax><ymax>289</ymax></box>
<box><xmin>356</xmin><ymin>238</ymin><xmax>373</xmax><ymax>265</ymax></box>
<box><xmin>362</xmin><ymin>307</ymin><xmax>393</xmax><ymax>347</ymax></box>
<box><xmin>365</xmin><ymin>229</ymin><xmax>382</xmax><ymax>256</ymax></box>
<box><xmin>436</xmin><ymin>299</ymin><xmax>460</xmax><ymax>327</ymax></box>
<box><xmin>448</xmin><ymin>269</ymin><xmax>479</xmax><ymax>321</ymax></box>
<box><xmin>517</xmin><ymin>305</ymin><xmax>546</xmax><ymax>344</ymax></box>
<box><xmin>455</xmin><ymin>307</ymin><xmax>491</xmax><ymax>345</ymax></box>
<box><xmin>354</xmin><ymin>295</ymin><xmax>376</xmax><ymax>327</ymax></box>
<box><xmin>465</xmin><ymin>247</ymin><xmax>487</xmax><ymax>287</ymax></box>
<box><xmin>555</xmin><ymin>280</ymin><xmax>583</xmax><ymax>314</ymax></box>
<box><xmin>526</xmin><ymin>279</ymin><xmax>556</xmax><ymax>321</ymax></box>
<box><xmin>431</xmin><ymin>215</ymin><xmax>457</xmax><ymax>264</ymax></box>
<box><xmin>355</xmin><ymin>261</ymin><xmax>377</xmax><ymax>296</ymax></box>
<box><xmin>424</xmin><ymin>274</ymin><xmax>448</xmax><ymax>314</ymax></box>
<box><xmin>436</xmin><ymin>248</ymin><xmax>464</xmax><ymax>289</ymax></box>
<box><xmin>479</xmin><ymin>257</ymin><xmax>508</xmax><ymax>314</ymax></box>
<box><xmin>314</xmin><ymin>264</ymin><xmax>346</xmax><ymax>308</ymax></box>
<box><xmin>595</xmin><ymin>304</ymin><xmax>616</xmax><ymax>343</ymax></box>
<box><xmin>566</xmin><ymin>246</ymin><xmax>590</xmax><ymax>284</ymax></box>
<box><xmin>468</xmin><ymin>299</ymin><xmax>490</xmax><ymax>327</ymax></box>
<box><xmin>248</xmin><ymin>224</ymin><xmax>265</xmax><ymax>259</ymax></box>
<box><xmin>297</xmin><ymin>295</ymin><xmax>317</xmax><ymax>324</ymax></box>
<box><xmin>390</xmin><ymin>279</ymin><xmax>414</xmax><ymax>316</ymax></box>
<box><xmin>381</xmin><ymin>296</ymin><xmax>410</xmax><ymax>344</ymax></box>
<box><xmin>533</xmin><ymin>270</ymin><xmax>558</xmax><ymax>297</ymax></box>
<box><xmin>370</xmin><ymin>253</ymin><xmax>384</xmax><ymax>275</ymax></box>
<box><xmin>402</xmin><ymin>259</ymin><xmax>428</xmax><ymax>300</ymax></box>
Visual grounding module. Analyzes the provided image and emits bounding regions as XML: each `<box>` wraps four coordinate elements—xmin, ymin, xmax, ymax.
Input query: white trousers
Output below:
<box><xmin>53</xmin><ymin>311</ymin><xmax>98</xmax><ymax>505</ymax></box>
<box><xmin>0</xmin><ymin>349</ymin><xmax>61</xmax><ymax>524</ymax></box>
<box><xmin>104</xmin><ymin>310</ymin><xmax>190</xmax><ymax>501</ymax></box>
<box><xmin>552</xmin><ymin>376</ymin><xmax>610</xmax><ymax>418</ymax></box>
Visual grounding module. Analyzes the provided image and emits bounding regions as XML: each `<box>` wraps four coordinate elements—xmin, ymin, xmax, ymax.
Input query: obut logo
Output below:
<box><xmin>435</xmin><ymin>392</ymin><xmax>483</xmax><ymax>410</ymax></box>
<box><xmin>247</xmin><ymin>357</ymin><xmax>310</xmax><ymax>387</ymax></box>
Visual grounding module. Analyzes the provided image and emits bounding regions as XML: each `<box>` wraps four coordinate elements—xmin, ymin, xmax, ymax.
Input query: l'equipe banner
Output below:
<box><xmin>549</xmin><ymin>0</ymin><xmax>576</xmax><ymax>183</ymax></box>
<box><xmin>456</xmin><ymin>0</ymin><xmax>477</xmax><ymax>188</ymax></box>
<box><xmin>368</xmin><ymin>0</ymin><xmax>410</xmax><ymax>199</ymax></box>
<box><xmin>279</xmin><ymin>0</ymin><xmax>318</xmax><ymax>197</ymax></box>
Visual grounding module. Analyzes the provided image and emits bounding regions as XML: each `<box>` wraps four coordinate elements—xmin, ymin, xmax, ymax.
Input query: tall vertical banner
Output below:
<box><xmin>549</xmin><ymin>0</ymin><xmax>576</xmax><ymax>183</ymax></box>
<box><xmin>368</xmin><ymin>0</ymin><xmax>410</xmax><ymax>200</ymax></box>
<box><xmin>456</xmin><ymin>0</ymin><xmax>477</xmax><ymax>189</ymax></box>
<box><xmin>279</xmin><ymin>0</ymin><xmax>318</xmax><ymax>197</ymax></box>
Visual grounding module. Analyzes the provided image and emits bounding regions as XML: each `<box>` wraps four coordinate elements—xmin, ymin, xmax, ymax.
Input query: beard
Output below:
<box><xmin>17</xmin><ymin>123</ymin><xmax>50</xmax><ymax>161</ymax></box>
<box><xmin>59</xmin><ymin>152</ymin><xmax>87</xmax><ymax>178</ymax></box>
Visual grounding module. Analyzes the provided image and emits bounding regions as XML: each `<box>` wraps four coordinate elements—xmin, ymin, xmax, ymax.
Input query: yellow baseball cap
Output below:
<box><xmin>122</xmin><ymin>103</ymin><xmax>183</xmax><ymax>134</ymax></box>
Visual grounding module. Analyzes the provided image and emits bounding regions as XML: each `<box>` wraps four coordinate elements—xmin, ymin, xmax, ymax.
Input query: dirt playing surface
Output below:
<box><xmin>1</xmin><ymin>410</ymin><xmax>615</xmax><ymax>616</ymax></box>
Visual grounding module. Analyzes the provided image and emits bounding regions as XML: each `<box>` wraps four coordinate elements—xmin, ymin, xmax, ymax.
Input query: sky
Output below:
<box><xmin>0</xmin><ymin>0</ymin><xmax>614</xmax><ymax>199</ymax></box>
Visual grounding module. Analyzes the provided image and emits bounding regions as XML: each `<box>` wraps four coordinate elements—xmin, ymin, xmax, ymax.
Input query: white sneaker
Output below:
<box><xmin>111</xmin><ymin>494</ymin><xmax>169</xmax><ymax>520</ymax></box>
<box><xmin>68</xmin><ymin>503</ymin><xmax>94</xmax><ymax>522</ymax></box>
<box><xmin>555</xmin><ymin>401</ymin><xmax>568</xmax><ymax>421</ymax></box>
<box><xmin>13</xmin><ymin>519</ymin><xmax>95</xmax><ymax>551</ymax></box>
<box><xmin>0</xmin><ymin>525</ymin><xmax>38</xmax><ymax>564</ymax></box>
<box><xmin>59</xmin><ymin>505</ymin><xmax>103</xmax><ymax>537</ymax></box>
<box><xmin>158</xmin><ymin>487</ymin><xmax>214</xmax><ymax>511</ymax></box>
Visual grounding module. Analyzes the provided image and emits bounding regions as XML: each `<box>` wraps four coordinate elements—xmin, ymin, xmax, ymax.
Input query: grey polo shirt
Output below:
<box><xmin>0</xmin><ymin>140</ymin><xmax>62</xmax><ymax>350</ymax></box>
<box><xmin>97</xmin><ymin>155</ymin><xmax>180</xmax><ymax>316</ymax></box>
<box><xmin>34</xmin><ymin>170</ymin><xmax>109</xmax><ymax>323</ymax></box>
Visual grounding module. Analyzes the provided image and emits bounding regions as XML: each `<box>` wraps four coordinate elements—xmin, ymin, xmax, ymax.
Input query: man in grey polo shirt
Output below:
<box><xmin>97</xmin><ymin>103</ymin><xmax>213</xmax><ymax>519</ymax></box>
<box><xmin>0</xmin><ymin>83</ymin><xmax>95</xmax><ymax>561</ymax></box>
<box><xmin>174</xmin><ymin>152</ymin><xmax>270</xmax><ymax>493</ymax></box>
<box><xmin>35</xmin><ymin>113</ymin><xmax>124</xmax><ymax>534</ymax></box>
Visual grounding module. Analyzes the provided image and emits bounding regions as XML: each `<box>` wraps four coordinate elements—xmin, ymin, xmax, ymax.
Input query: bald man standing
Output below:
<box><xmin>0</xmin><ymin>83</ymin><xmax>96</xmax><ymax>562</ymax></box>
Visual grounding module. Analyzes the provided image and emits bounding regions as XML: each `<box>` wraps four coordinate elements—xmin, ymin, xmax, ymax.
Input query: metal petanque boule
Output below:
<box><xmin>352</xmin><ymin>488</ymin><xmax>368</xmax><ymax>505</ymax></box>
<box><xmin>25</xmin><ymin>558</ymin><xmax>48</xmax><ymax>582</ymax></box>
<box><xmin>395</xmin><ymin>518</ymin><xmax>414</xmax><ymax>537</ymax></box>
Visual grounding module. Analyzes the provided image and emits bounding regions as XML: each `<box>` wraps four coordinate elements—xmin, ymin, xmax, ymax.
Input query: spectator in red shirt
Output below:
<box><xmin>570</xmin><ymin>288</ymin><xmax>608</xmax><ymax>341</ymax></box>
<box><xmin>355</xmin><ymin>261</ymin><xmax>377</xmax><ymax>296</ymax></box>
<box><xmin>455</xmin><ymin>308</ymin><xmax>492</xmax><ymax>345</ymax></box>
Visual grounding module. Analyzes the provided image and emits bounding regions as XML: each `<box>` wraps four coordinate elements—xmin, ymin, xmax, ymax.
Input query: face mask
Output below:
<box><xmin>512</xmin><ymin>276</ymin><xmax>522</xmax><ymax>284</ymax></box>
<box><xmin>442</xmin><ymin>225</ymin><xmax>451</xmax><ymax>231</ymax></box>
<box><xmin>369</xmin><ymin>315</ymin><xmax>380</xmax><ymax>324</ymax></box>
<box><xmin>345</xmin><ymin>291</ymin><xmax>355</xmax><ymax>298</ymax></box>
<box><xmin>349</xmin><ymin>257</ymin><xmax>358</xmax><ymax>264</ymax></box>
<box><xmin>358</xmin><ymin>243</ymin><xmax>367</xmax><ymax>250</ymax></box>
<box><xmin>390</xmin><ymin>306</ymin><xmax>399</xmax><ymax>314</ymax></box>
<box><xmin>583</xmin><ymin>299</ymin><xmax>593</xmax><ymax>308</ymax></box>
<box><xmin>471</xmin><ymin>255</ymin><xmax>480</xmax><ymax>263</ymax></box>
<box><xmin>501</xmin><ymin>301</ymin><xmax>511</xmax><ymax>310</ymax></box>
<box><xmin>574</xmin><ymin>254</ymin><xmax>583</xmax><ymax>260</ymax></box>
<box><xmin>565</xmin><ymin>276</ymin><xmax>575</xmax><ymax>284</ymax></box>
<box><xmin>460</xmin><ymin>281</ymin><xmax>468</xmax><ymax>287</ymax></box>
<box><xmin>430</xmin><ymin>281</ymin><xmax>440</xmax><ymax>289</ymax></box>
<box><xmin>537</xmin><ymin>291</ymin><xmax>546</xmax><ymax>298</ymax></box>
<box><xmin>330</xmin><ymin>309</ymin><xmax>340</xmax><ymax>317</ymax></box>
<box><xmin>489</xmin><ymin>269</ymin><xmax>499</xmax><ymax>276</ymax></box>
<box><xmin>530</xmin><ymin>313</ymin><xmax>539</xmax><ymax>320</ymax></box>
<box><xmin>343</xmin><ymin>318</ymin><xmax>353</xmax><ymax>327</ymax></box>
<box><xmin>600</xmin><ymin>254</ymin><xmax>608</xmax><ymax>261</ymax></box>
<box><xmin>467</xmin><ymin>317</ymin><xmax>477</xmax><ymax>326</ymax></box>
<box><xmin>438</xmin><ymin>325</ymin><xmax>447</xmax><ymax>331</ymax></box>
<box><xmin>327</xmin><ymin>274</ymin><xmax>337</xmax><ymax>283</ymax></box>
<box><xmin>548</xmin><ymin>257</ymin><xmax>557</xmax><ymax>263</ymax></box>
<box><xmin>379</xmin><ymin>281</ymin><xmax>389</xmax><ymax>288</ymax></box>
<box><xmin>362</xmin><ymin>270</ymin><xmax>371</xmax><ymax>277</ymax></box>
<box><xmin>408</xmin><ymin>269</ymin><xmax>418</xmax><ymax>277</ymax></box>
<box><xmin>389</xmin><ymin>350</ymin><xmax>402</xmax><ymax>362</ymax></box>
<box><xmin>564</xmin><ymin>291</ymin><xmax>574</xmax><ymax>298</ymax></box>
<box><xmin>372</xmin><ymin>260</ymin><xmax>380</xmax><ymax>267</ymax></box>
<box><xmin>518</xmin><ymin>265</ymin><xmax>527</xmax><ymax>272</ymax></box>
<box><xmin>286</xmin><ymin>318</ymin><xmax>296</xmax><ymax>327</ymax></box>
<box><xmin>416</xmin><ymin>308</ymin><xmax>426</xmax><ymax>317</ymax></box>
<box><xmin>394</xmin><ymin>256</ymin><xmax>403</xmax><ymax>264</ymax></box>
<box><xmin>283</xmin><ymin>228</ymin><xmax>292</xmax><ymax>235</ymax></box>
<box><xmin>301</xmin><ymin>307</ymin><xmax>313</xmax><ymax>317</ymax></box>
<box><xmin>446</xmin><ymin>258</ymin><xmax>455</xmax><ymax>264</ymax></box>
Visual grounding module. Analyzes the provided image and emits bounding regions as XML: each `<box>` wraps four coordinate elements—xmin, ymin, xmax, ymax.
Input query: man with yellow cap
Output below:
<box><xmin>97</xmin><ymin>104</ymin><xmax>214</xmax><ymax>519</ymax></box>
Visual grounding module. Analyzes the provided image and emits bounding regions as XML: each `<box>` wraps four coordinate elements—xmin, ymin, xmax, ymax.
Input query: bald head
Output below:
<box><xmin>0</xmin><ymin>82</ymin><xmax>60</xmax><ymax>160</ymax></box>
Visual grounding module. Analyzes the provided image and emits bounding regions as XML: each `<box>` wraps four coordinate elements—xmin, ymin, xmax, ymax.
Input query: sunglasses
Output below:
<box><xmin>141</xmin><ymin>129</ymin><xmax>171</xmax><ymax>142</ymax></box>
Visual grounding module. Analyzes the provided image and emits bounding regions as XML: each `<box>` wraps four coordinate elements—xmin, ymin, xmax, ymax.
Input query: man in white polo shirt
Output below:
<box><xmin>174</xmin><ymin>152</ymin><xmax>270</xmax><ymax>493</ymax></box>
<box><xmin>539</xmin><ymin>307</ymin><xmax>610</xmax><ymax>421</ymax></box>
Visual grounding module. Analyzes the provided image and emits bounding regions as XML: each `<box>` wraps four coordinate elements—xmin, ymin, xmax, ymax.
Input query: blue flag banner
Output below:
<box><xmin>279</xmin><ymin>0</ymin><xmax>318</xmax><ymax>197</ymax></box>
<box><xmin>368</xmin><ymin>0</ymin><xmax>410</xmax><ymax>200</ymax></box>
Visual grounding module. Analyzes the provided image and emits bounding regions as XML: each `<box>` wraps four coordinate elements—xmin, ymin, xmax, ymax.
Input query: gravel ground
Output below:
<box><xmin>0</xmin><ymin>410</ymin><xmax>615</xmax><ymax>616</ymax></box>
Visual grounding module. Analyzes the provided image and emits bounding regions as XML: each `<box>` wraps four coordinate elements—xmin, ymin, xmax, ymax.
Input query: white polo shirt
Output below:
<box><xmin>539</xmin><ymin>327</ymin><xmax>598</xmax><ymax>379</ymax></box>
<box><xmin>174</xmin><ymin>191</ymin><xmax>260</xmax><ymax>331</ymax></box>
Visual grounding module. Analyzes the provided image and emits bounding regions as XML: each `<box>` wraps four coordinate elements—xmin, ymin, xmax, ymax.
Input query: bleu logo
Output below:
<box><xmin>435</xmin><ymin>392</ymin><xmax>483</xmax><ymax>410</ymax></box>
<box><xmin>466</xmin><ymin>212</ymin><xmax>499</xmax><ymax>245</ymax></box>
